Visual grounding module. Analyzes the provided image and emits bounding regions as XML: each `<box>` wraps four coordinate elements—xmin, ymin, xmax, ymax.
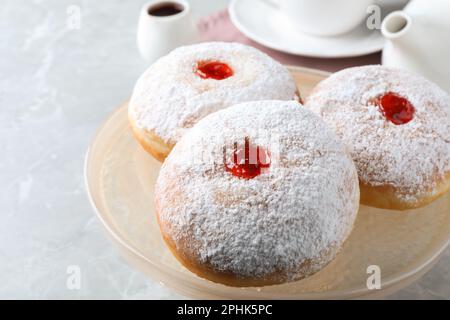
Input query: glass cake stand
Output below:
<box><xmin>85</xmin><ymin>66</ymin><xmax>450</xmax><ymax>299</ymax></box>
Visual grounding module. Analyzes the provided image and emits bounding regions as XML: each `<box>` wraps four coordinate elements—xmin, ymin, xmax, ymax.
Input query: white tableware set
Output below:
<box><xmin>136</xmin><ymin>0</ymin><xmax>450</xmax><ymax>93</ymax></box>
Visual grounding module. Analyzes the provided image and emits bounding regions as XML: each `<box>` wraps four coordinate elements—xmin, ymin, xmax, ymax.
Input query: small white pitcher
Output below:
<box><xmin>381</xmin><ymin>0</ymin><xmax>450</xmax><ymax>92</ymax></box>
<box><xmin>137</xmin><ymin>0</ymin><xmax>198</xmax><ymax>64</ymax></box>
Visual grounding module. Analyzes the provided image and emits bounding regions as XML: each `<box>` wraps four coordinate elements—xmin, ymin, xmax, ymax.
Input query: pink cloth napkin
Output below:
<box><xmin>198</xmin><ymin>10</ymin><xmax>381</xmax><ymax>73</ymax></box>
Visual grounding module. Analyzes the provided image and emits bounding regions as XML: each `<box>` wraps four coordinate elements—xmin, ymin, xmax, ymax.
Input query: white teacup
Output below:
<box><xmin>137</xmin><ymin>0</ymin><xmax>198</xmax><ymax>63</ymax></box>
<box><xmin>264</xmin><ymin>0</ymin><xmax>374</xmax><ymax>37</ymax></box>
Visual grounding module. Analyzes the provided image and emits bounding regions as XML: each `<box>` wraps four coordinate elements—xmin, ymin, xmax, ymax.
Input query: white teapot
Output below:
<box><xmin>381</xmin><ymin>0</ymin><xmax>450</xmax><ymax>93</ymax></box>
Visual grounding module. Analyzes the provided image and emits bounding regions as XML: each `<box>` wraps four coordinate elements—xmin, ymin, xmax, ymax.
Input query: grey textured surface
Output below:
<box><xmin>0</xmin><ymin>0</ymin><xmax>448</xmax><ymax>299</ymax></box>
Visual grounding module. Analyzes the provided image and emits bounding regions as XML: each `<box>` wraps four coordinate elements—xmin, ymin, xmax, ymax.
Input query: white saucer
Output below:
<box><xmin>228</xmin><ymin>0</ymin><xmax>385</xmax><ymax>58</ymax></box>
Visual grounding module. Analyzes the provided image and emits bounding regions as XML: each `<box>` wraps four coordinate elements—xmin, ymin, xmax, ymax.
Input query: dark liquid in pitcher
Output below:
<box><xmin>148</xmin><ymin>2</ymin><xmax>184</xmax><ymax>16</ymax></box>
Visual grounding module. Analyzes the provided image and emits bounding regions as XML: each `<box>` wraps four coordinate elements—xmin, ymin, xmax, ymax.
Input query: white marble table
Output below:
<box><xmin>0</xmin><ymin>0</ymin><xmax>448</xmax><ymax>299</ymax></box>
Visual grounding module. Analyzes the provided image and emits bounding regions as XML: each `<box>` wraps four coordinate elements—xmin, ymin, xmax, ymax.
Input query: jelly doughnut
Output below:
<box><xmin>306</xmin><ymin>66</ymin><xmax>450</xmax><ymax>210</ymax></box>
<box><xmin>128</xmin><ymin>42</ymin><xmax>300</xmax><ymax>161</ymax></box>
<box><xmin>155</xmin><ymin>100</ymin><xmax>359</xmax><ymax>286</ymax></box>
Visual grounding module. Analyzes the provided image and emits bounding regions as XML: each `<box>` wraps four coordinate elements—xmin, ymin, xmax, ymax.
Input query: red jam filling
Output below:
<box><xmin>377</xmin><ymin>92</ymin><xmax>415</xmax><ymax>125</ymax></box>
<box><xmin>195</xmin><ymin>61</ymin><xmax>233</xmax><ymax>80</ymax></box>
<box><xmin>224</xmin><ymin>138</ymin><xmax>270</xmax><ymax>179</ymax></box>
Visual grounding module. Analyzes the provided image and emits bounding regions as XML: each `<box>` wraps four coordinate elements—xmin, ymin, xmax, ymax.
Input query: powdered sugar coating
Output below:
<box><xmin>129</xmin><ymin>42</ymin><xmax>298</xmax><ymax>144</ymax></box>
<box><xmin>155</xmin><ymin>101</ymin><xmax>359</xmax><ymax>282</ymax></box>
<box><xmin>305</xmin><ymin>65</ymin><xmax>450</xmax><ymax>204</ymax></box>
